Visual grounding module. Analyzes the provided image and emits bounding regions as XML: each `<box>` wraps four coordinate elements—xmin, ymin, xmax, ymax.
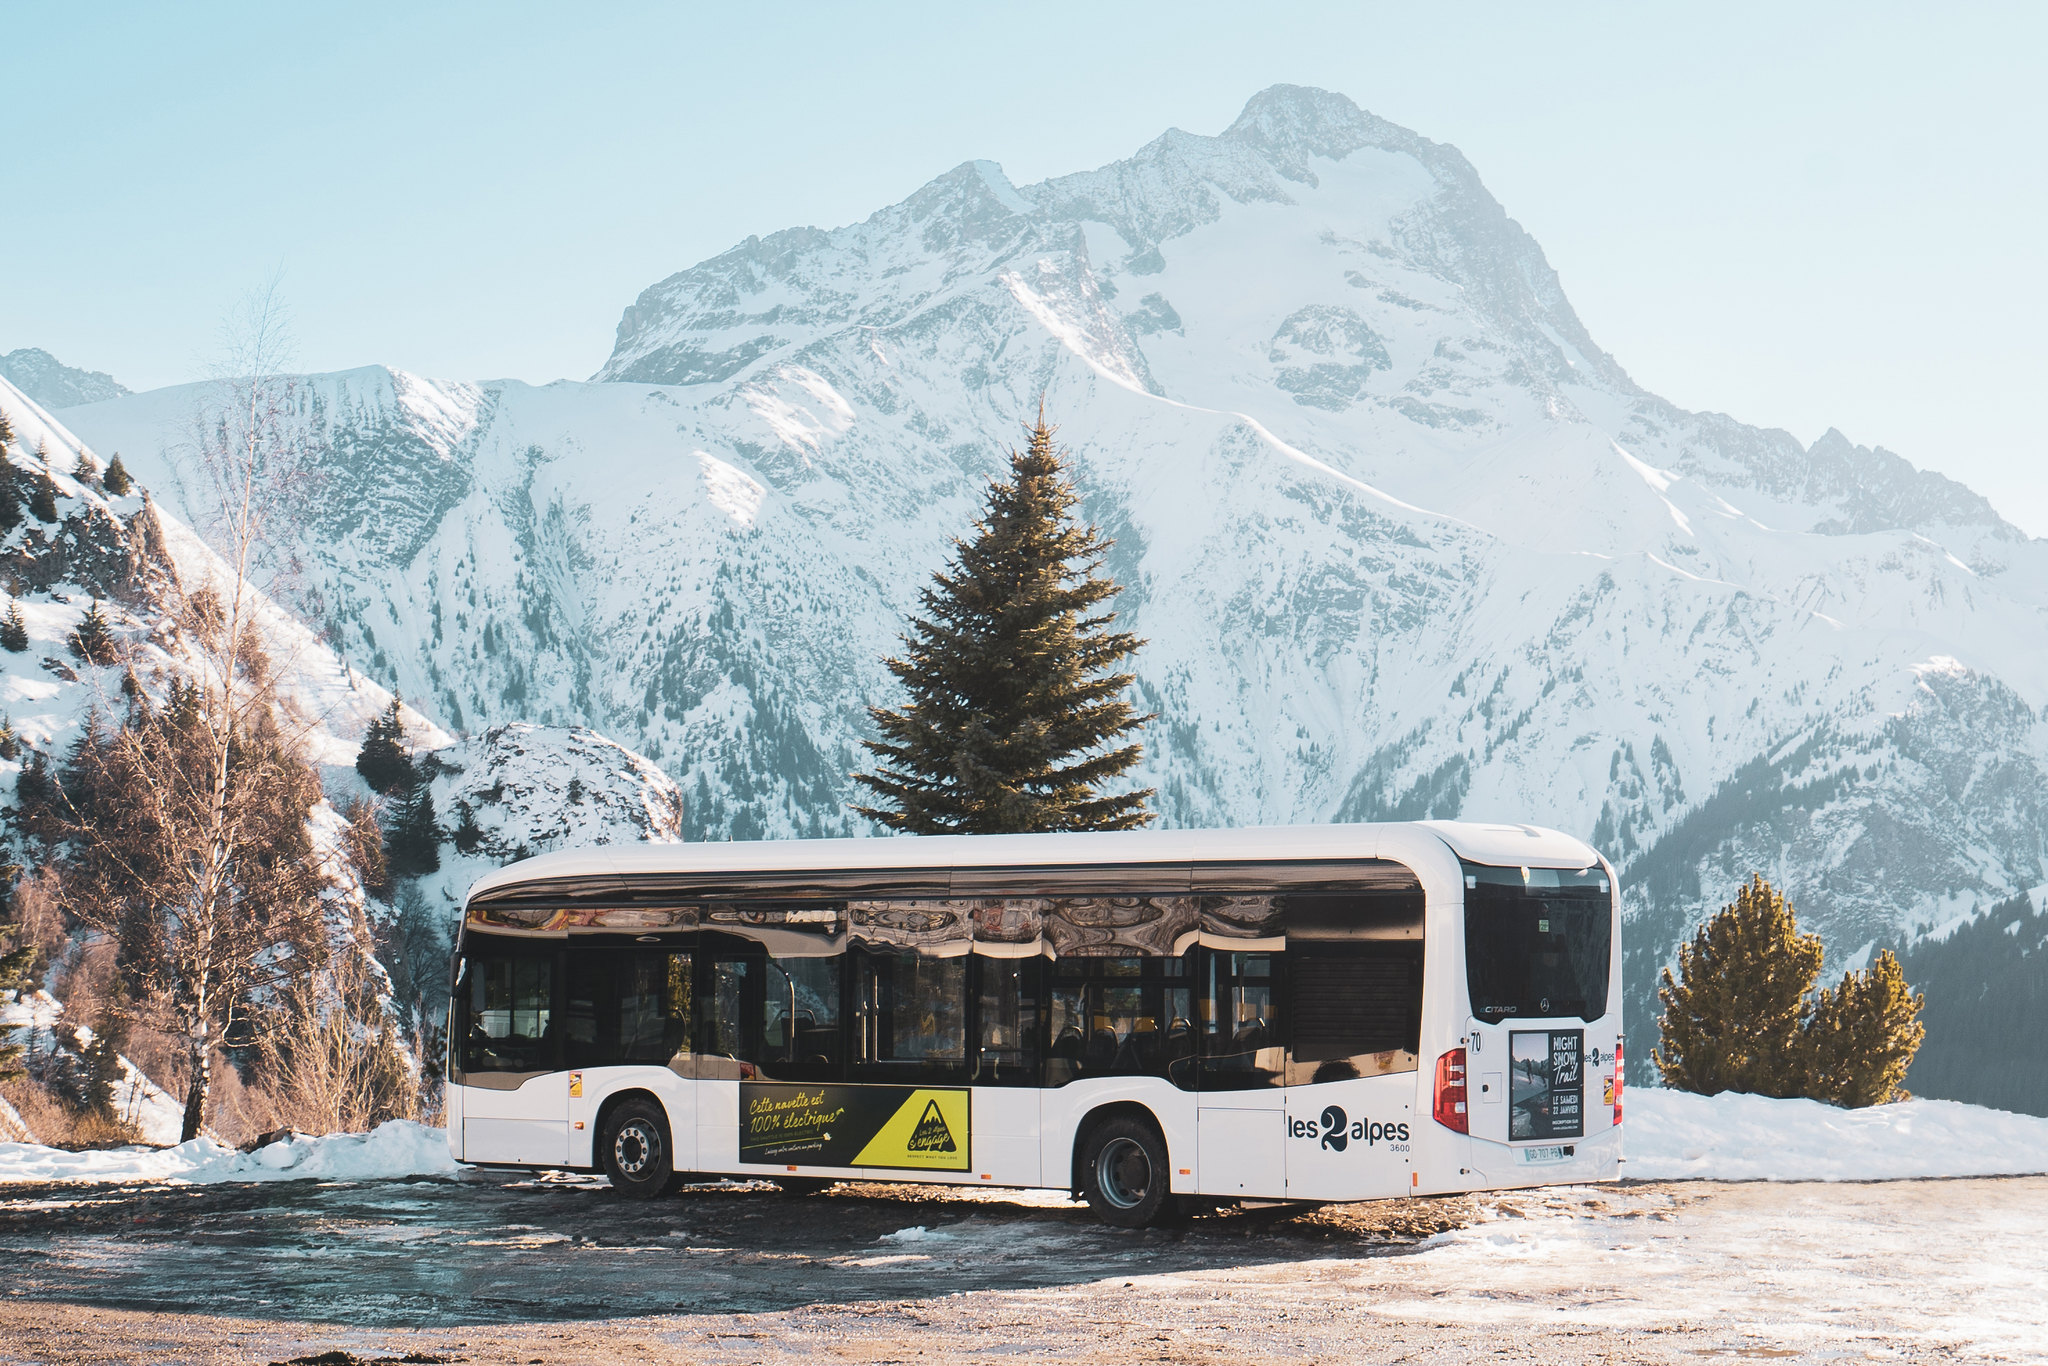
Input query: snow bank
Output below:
<box><xmin>4</xmin><ymin>1092</ymin><xmax>2044</xmax><ymax>1189</ymax></box>
<box><xmin>1627</xmin><ymin>1087</ymin><xmax>2048</xmax><ymax>1182</ymax></box>
<box><xmin>0</xmin><ymin>1119</ymin><xmax>456</xmax><ymax>1186</ymax></box>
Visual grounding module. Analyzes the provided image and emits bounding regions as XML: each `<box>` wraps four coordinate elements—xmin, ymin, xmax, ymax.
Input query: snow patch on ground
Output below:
<box><xmin>0</xmin><ymin>1120</ymin><xmax>455</xmax><ymax>1185</ymax></box>
<box><xmin>1</xmin><ymin>1090</ymin><xmax>2042</xmax><ymax>1189</ymax></box>
<box><xmin>1625</xmin><ymin>1087</ymin><xmax>2048</xmax><ymax>1182</ymax></box>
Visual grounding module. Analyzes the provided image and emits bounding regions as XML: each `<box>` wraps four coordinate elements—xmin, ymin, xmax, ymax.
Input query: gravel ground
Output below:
<box><xmin>0</xmin><ymin>1173</ymin><xmax>2040</xmax><ymax>1364</ymax></box>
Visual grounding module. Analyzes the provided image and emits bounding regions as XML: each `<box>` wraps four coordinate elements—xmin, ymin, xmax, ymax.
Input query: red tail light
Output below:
<box><xmin>1433</xmin><ymin>1047</ymin><xmax>1468</xmax><ymax>1133</ymax></box>
<box><xmin>1613</xmin><ymin>1038</ymin><xmax>1625</xmax><ymax>1126</ymax></box>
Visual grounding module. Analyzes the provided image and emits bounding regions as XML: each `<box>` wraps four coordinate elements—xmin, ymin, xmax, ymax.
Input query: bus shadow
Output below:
<box><xmin>0</xmin><ymin>1173</ymin><xmax>1476</xmax><ymax>1328</ymax></box>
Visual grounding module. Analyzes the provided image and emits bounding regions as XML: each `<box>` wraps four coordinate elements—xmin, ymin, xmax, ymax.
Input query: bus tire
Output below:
<box><xmin>601</xmin><ymin>1098</ymin><xmax>680</xmax><ymax>1199</ymax></box>
<box><xmin>1079</xmin><ymin>1115</ymin><xmax>1176</xmax><ymax>1229</ymax></box>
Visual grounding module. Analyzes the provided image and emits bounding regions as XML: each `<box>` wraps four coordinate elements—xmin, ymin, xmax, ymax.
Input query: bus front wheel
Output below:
<box><xmin>602</xmin><ymin>1098</ymin><xmax>681</xmax><ymax>1199</ymax></box>
<box><xmin>1080</xmin><ymin>1116</ymin><xmax>1176</xmax><ymax>1229</ymax></box>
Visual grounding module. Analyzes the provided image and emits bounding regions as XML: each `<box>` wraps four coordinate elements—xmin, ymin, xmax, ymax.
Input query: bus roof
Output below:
<box><xmin>461</xmin><ymin>820</ymin><xmax>1603</xmax><ymax>910</ymax></box>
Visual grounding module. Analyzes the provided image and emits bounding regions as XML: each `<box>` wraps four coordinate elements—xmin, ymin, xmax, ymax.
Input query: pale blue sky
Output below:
<box><xmin>6</xmin><ymin>2</ymin><xmax>2044</xmax><ymax>531</ymax></box>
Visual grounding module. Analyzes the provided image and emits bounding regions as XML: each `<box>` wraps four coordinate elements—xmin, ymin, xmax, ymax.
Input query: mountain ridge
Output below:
<box><xmin>0</xmin><ymin>348</ymin><xmax>130</xmax><ymax>410</ymax></box>
<box><xmin>51</xmin><ymin>86</ymin><xmax>2048</xmax><ymax>1097</ymax></box>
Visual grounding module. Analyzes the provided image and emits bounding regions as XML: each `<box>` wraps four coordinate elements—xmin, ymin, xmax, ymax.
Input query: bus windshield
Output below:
<box><xmin>1461</xmin><ymin>861</ymin><xmax>1611</xmax><ymax>1022</ymax></box>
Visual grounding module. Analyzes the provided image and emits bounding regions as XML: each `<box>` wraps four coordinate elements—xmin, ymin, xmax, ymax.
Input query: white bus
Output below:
<box><xmin>446</xmin><ymin>820</ymin><xmax>1621</xmax><ymax>1227</ymax></box>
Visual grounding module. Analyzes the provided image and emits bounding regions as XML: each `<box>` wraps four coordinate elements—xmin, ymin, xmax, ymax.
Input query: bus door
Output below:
<box><xmin>1194</xmin><ymin>949</ymin><xmax>1288</xmax><ymax>1199</ymax></box>
<box><xmin>562</xmin><ymin>944</ymin><xmax>697</xmax><ymax>1173</ymax></box>
<box><xmin>970</xmin><ymin>956</ymin><xmax>1040</xmax><ymax>1185</ymax></box>
<box><xmin>693</xmin><ymin>940</ymin><xmax>765</xmax><ymax>1171</ymax></box>
<box><xmin>459</xmin><ymin>945</ymin><xmax>570</xmax><ymax>1165</ymax></box>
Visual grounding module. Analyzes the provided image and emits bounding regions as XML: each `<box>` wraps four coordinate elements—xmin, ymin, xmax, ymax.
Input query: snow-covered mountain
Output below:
<box><xmin>56</xmin><ymin>87</ymin><xmax>2048</xmax><ymax>1083</ymax></box>
<box><xmin>0</xmin><ymin>380</ymin><xmax>693</xmax><ymax>1127</ymax></box>
<box><xmin>404</xmin><ymin>720</ymin><xmax>679</xmax><ymax>900</ymax></box>
<box><xmin>0</xmin><ymin>349</ymin><xmax>129</xmax><ymax>410</ymax></box>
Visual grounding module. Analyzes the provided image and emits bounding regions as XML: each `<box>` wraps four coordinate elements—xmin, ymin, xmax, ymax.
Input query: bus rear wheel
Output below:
<box><xmin>1080</xmin><ymin>1115</ymin><xmax>1176</xmax><ymax>1229</ymax></box>
<box><xmin>602</xmin><ymin>1099</ymin><xmax>680</xmax><ymax>1199</ymax></box>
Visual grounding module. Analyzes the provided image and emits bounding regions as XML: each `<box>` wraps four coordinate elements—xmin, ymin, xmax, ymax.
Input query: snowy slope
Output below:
<box><xmin>54</xmin><ymin>88</ymin><xmax>2048</xmax><ymax>1090</ymax></box>
<box><xmin>0</xmin><ymin>378</ymin><xmax>467</xmax><ymax>1111</ymax></box>
<box><xmin>0</xmin><ymin>376</ymin><xmax>447</xmax><ymax>777</ymax></box>
<box><xmin>1</xmin><ymin>991</ymin><xmax>185</xmax><ymax>1146</ymax></box>
<box><xmin>404</xmin><ymin>720</ymin><xmax>685</xmax><ymax>926</ymax></box>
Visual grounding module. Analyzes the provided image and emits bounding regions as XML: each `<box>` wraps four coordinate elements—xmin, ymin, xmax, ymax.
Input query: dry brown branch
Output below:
<box><xmin>254</xmin><ymin>927</ymin><xmax>418</xmax><ymax>1135</ymax></box>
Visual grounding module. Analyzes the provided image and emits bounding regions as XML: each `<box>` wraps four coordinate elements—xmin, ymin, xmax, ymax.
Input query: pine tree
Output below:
<box><xmin>1802</xmin><ymin>950</ymin><xmax>1925</xmax><ymax>1107</ymax></box>
<box><xmin>77</xmin><ymin>1006</ymin><xmax>129</xmax><ymax>1118</ymax></box>
<box><xmin>0</xmin><ymin>714</ymin><xmax>18</xmax><ymax>761</ymax></box>
<box><xmin>68</xmin><ymin>600</ymin><xmax>117</xmax><ymax>666</ymax></box>
<box><xmin>0</xmin><ymin>601</ymin><xmax>27</xmax><ymax>653</ymax></box>
<box><xmin>0</xmin><ymin>412</ymin><xmax>15</xmax><ymax>521</ymax></box>
<box><xmin>0</xmin><ymin>469</ymin><xmax>19</xmax><ymax>533</ymax></box>
<box><xmin>29</xmin><ymin>473</ymin><xmax>58</xmax><ymax>524</ymax></box>
<box><xmin>452</xmin><ymin>801</ymin><xmax>484</xmax><ymax>855</ymax></box>
<box><xmin>0</xmin><ymin>921</ymin><xmax>33</xmax><ymax>1083</ymax></box>
<box><xmin>853</xmin><ymin>407</ymin><xmax>1154</xmax><ymax>834</ymax></box>
<box><xmin>14</xmin><ymin>750</ymin><xmax>54</xmax><ymax>823</ymax></box>
<box><xmin>343</xmin><ymin>796</ymin><xmax>392</xmax><ymax>902</ymax></box>
<box><xmin>1654</xmin><ymin>874</ymin><xmax>1823</xmax><ymax>1097</ymax></box>
<box><xmin>30</xmin><ymin>440</ymin><xmax>61</xmax><ymax>522</ymax></box>
<box><xmin>385</xmin><ymin>775</ymin><xmax>442</xmax><ymax>878</ymax></box>
<box><xmin>102</xmin><ymin>453</ymin><xmax>133</xmax><ymax>497</ymax></box>
<box><xmin>1657</xmin><ymin>875</ymin><xmax>1930</xmax><ymax>1108</ymax></box>
<box><xmin>161</xmin><ymin>676</ymin><xmax>202</xmax><ymax>732</ymax></box>
<box><xmin>355</xmin><ymin>698</ymin><xmax>415</xmax><ymax>795</ymax></box>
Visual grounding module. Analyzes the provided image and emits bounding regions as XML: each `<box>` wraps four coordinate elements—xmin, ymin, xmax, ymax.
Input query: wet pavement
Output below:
<box><xmin>4</xmin><ymin>1178</ymin><xmax>2043</xmax><ymax>1364</ymax></box>
<box><xmin>0</xmin><ymin>1172</ymin><xmax>1470</xmax><ymax>1328</ymax></box>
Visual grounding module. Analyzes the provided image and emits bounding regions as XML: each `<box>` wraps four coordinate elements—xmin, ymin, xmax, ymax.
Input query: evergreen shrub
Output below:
<box><xmin>1655</xmin><ymin>874</ymin><xmax>1926</xmax><ymax>1107</ymax></box>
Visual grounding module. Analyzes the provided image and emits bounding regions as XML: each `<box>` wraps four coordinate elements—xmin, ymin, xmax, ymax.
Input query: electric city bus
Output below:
<box><xmin>445</xmin><ymin>820</ymin><xmax>1621</xmax><ymax>1227</ymax></box>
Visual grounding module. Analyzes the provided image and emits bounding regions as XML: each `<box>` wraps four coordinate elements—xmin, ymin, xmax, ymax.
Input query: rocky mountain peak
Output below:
<box><xmin>0</xmin><ymin>348</ymin><xmax>130</xmax><ymax>410</ymax></box>
<box><xmin>1221</xmin><ymin>83</ymin><xmax>1383</xmax><ymax>158</ymax></box>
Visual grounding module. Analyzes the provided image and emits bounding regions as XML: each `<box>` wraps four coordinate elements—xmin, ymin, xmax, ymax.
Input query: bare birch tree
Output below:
<box><xmin>57</xmin><ymin>282</ymin><xmax>341</xmax><ymax>1141</ymax></box>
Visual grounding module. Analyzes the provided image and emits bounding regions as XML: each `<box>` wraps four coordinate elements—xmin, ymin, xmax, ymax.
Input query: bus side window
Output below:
<box><xmin>702</xmin><ymin>954</ymin><xmax>764</xmax><ymax>1067</ymax></box>
<box><xmin>464</xmin><ymin>950</ymin><xmax>557</xmax><ymax>1075</ymax></box>
<box><xmin>1197</xmin><ymin>951</ymin><xmax>1284</xmax><ymax>1090</ymax></box>
<box><xmin>852</xmin><ymin>948</ymin><xmax>968</xmax><ymax>1084</ymax></box>
<box><xmin>762</xmin><ymin>952</ymin><xmax>842</xmax><ymax>1083</ymax></box>
<box><xmin>1285</xmin><ymin>941</ymin><xmax>1424</xmax><ymax>1084</ymax></box>
<box><xmin>1044</xmin><ymin>955</ymin><xmax>1195</xmax><ymax>1089</ymax></box>
<box><xmin>564</xmin><ymin>948</ymin><xmax>692</xmax><ymax>1069</ymax></box>
<box><xmin>663</xmin><ymin>950</ymin><xmax>696</xmax><ymax>1064</ymax></box>
<box><xmin>974</xmin><ymin>957</ymin><xmax>1038</xmax><ymax>1086</ymax></box>
<box><xmin>1283</xmin><ymin>891</ymin><xmax>1425</xmax><ymax>1084</ymax></box>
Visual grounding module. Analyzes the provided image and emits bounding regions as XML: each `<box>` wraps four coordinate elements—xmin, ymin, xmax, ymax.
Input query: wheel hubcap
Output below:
<box><xmin>614</xmin><ymin>1119</ymin><xmax>662</xmax><ymax>1177</ymax></box>
<box><xmin>1095</xmin><ymin>1137</ymin><xmax>1152</xmax><ymax>1209</ymax></box>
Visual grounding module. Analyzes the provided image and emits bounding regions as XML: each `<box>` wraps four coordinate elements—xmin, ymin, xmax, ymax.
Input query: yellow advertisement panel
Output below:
<box><xmin>739</xmin><ymin>1084</ymin><xmax>971</xmax><ymax>1172</ymax></box>
<box><xmin>852</xmin><ymin>1088</ymin><xmax>972</xmax><ymax>1171</ymax></box>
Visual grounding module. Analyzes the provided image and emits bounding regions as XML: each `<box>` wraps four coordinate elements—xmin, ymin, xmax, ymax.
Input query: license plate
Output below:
<box><xmin>1520</xmin><ymin>1144</ymin><xmax>1575</xmax><ymax>1164</ymax></box>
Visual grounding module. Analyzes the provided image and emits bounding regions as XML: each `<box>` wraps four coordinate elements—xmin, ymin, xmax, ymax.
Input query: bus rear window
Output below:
<box><xmin>1462</xmin><ymin>862</ymin><xmax>1611</xmax><ymax>1022</ymax></box>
